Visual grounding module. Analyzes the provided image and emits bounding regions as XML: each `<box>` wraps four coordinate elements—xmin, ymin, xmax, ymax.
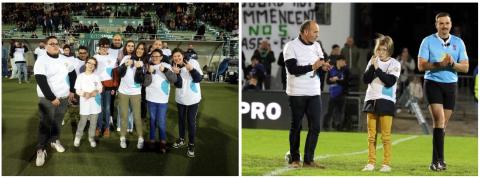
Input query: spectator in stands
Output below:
<box><xmin>216</xmin><ymin>31</ymin><xmax>226</xmax><ymax>41</ymax></box>
<box><xmin>93</xmin><ymin>23</ymin><xmax>99</xmax><ymax>32</ymax></box>
<box><xmin>329</xmin><ymin>44</ymin><xmax>342</xmax><ymax>64</ymax></box>
<box><xmin>10</xmin><ymin>41</ymin><xmax>29</xmax><ymax>84</ymax></box>
<box><xmin>245</xmin><ymin>56</ymin><xmax>266</xmax><ymax>90</ymax></box>
<box><xmin>2</xmin><ymin>41</ymin><xmax>9</xmax><ymax>78</ymax></box>
<box><xmin>31</xmin><ymin>32</ymin><xmax>38</xmax><ymax>38</ymax></box>
<box><xmin>185</xmin><ymin>44</ymin><xmax>198</xmax><ymax>61</ymax></box>
<box><xmin>242</xmin><ymin>75</ymin><xmax>260</xmax><ymax>92</ymax></box>
<box><xmin>136</xmin><ymin>24</ymin><xmax>145</xmax><ymax>33</ymax></box>
<box><xmin>194</xmin><ymin>23</ymin><xmax>206</xmax><ymax>40</ymax></box>
<box><xmin>396</xmin><ymin>47</ymin><xmax>415</xmax><ymax>100</ymax></box>
<box><xmin>322</xmin><ymin>56</ymin><xmax>349</xmax><ymax>131</ymax></box>
<box><xmin>341</xmin><ymin>36</ymin><xmax>361</xmax><ymax>74</ymax></box>
<box><xmin>252</xmin><ymin>39</ymin><xmax>275</xmax><ymax>90</ymax></box>
<box><xmin>34</xmin><ymin>41</ymin><xmax>46</xmax><ymax>61</ymax></box>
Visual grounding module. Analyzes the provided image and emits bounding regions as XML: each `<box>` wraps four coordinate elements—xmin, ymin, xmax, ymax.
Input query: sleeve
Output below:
<box><xmin>363</xmin><ymin>64</ymin><xmax>376</xmax><ymax>84</ymax></box>
<box><xmin>143</xmin><ymin>73</ymin><xmax>153</xmax><ymax>87</ymax></box>
<box><xmin>35</xmin><ymin>74</ymin><xmax>56</xmax><ymax>101</ymax></box>
<box><xmin>162</xmin><ymin>64</ymin><xmax>177</xmax><ymax>83</ymax></box>
<box><xmin>458</xmin><ymin>39</ymin><xmax>469</xmax><ymax>62</ymax></box>
<box><xmin>74</xmin><ymin>75</ymin><xmax>83</xmax><ymax>96</ymax></box>
<box><xmin>326</xmin><ymin>70</ymin><xmax>335</xmax><ymax>85</ymax></box>
<box><xmin>68</xmin><ymin>70</ymin><xmax>77</xmax><ymax>93</ymax></box>
<box><xmin>283</xmin><ymin>43</ymin><xmax>295</xmax><ymax>62</ymax></box>
<box><xmin>174</xmin><ymin>74</ymin><xmax>183</xmax><ymax>88</ymax></box>
<box><xmin>118</xmin><ymin>56</ymin><xmax>128</xmax><ymax>78</ymax></box>
<box><xmin>189</xmin><ymin>60</ymin><xmax>203</xmax><ymax>83</ymax></box>
<box><xmin>134</xmin><ymin>66</ymin><xmax>145</xmax><ymax>84</ymax></box>
<box><xmin>418</xmin><ymin>37</ymin><xmax>430</xmax><ymax>60</ymax></box>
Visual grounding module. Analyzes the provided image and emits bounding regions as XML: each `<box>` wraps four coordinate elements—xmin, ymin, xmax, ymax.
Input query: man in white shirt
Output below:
<box><xmin>33</xmin><ymin>36</ymin><xmax>76</xmax><ymax>167</ymax></box>
<box><xmin>34</xmin><ymin>41</ymin><xmax>46</xmax><ymax>61</ymax></box>
<box><xmin>283</xmin><ymin>20</ymin><xmax>330</xmax><ymax>169</ymax></box>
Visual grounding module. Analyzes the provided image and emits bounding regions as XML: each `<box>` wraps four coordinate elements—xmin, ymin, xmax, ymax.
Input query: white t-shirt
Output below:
<box><xmin>94</xmin><ymin>54</ymin><xmax>117</xmax><ymax>81</ymax></box>
<box><xmin>34</xmin><ymin>47</ymin><xmax>46</xmax><ymax>57</ymax></box>
<box><xmin>175</xmin><ymin>59</ymin><xmax>203</xmax><ymax>105</ymax></box>
<box><xmin>108</xmin><ymin>47</ymin><xmax>123</xmax><ymax>61</ymax></box>
<box><xmin>13</xmin><ymin>48</ymin><xmax>26</xmax><ymax>62</ymax></box>
<box><xmin>34</xmin><ymin>53</ymin><xmax>75</xmax><ymax>98</ymax></box>
<box><xmin>118</xmin><ymin>55</ymin><xmax>143</xmax><ymax>95</ymax></box>
<box><xmin>364</xmin><ymin>57</ymin><xmax>401</xmax><ymax>102</ymax></box>
<box><xmin>162</xmin><ymin>48</ymin><xmax>172</xmax><ymax>57</ymax></box>
<box><xmin>75</xmin><ymin>73</ymin><xmax>103</xmax><ymax>115</ymax></box>
<box><xmin>146</xmin><ymin>62</ymin><xmax>172</xmax><ymax>103</ymax></box>
<box><xmin>283</xmin><ymin>37</ymin><xmax>324</xmax><ymax>96</ymax></box>
<box><xmin>64</xmin><ymin>55</ymin><xmax>84</xmax><ymax>75</ymax></box>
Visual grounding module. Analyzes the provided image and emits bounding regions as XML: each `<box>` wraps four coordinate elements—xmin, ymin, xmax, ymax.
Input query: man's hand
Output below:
<box><xmin>51</xmin><ymin>98</ymin><xmax>60</xmax><ymax>107</ymax></box>
<box><xmin>312</xmin><ymin>59</ymin><xmax>324</xmax><ymax>70</ymax></box>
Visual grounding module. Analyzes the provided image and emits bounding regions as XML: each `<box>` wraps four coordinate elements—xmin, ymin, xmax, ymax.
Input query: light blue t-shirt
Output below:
<box><xmin>418</xmin><ymin>33</ymin><xmax>468</xmax><ymax>83</ymax></box>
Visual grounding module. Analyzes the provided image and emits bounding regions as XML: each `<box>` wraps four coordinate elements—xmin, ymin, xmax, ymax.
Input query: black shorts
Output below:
<box><xmin>424</xmin><ymin>79</ymin><xmax>457</xmax><ymax>110</ymax></box>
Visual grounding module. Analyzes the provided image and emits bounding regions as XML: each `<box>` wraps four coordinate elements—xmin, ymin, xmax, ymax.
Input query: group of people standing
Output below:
<box><xmin>285</xmin><ymin>12</ymin><xmax>469</xmax><ymax>172</ymax></box>
<box><xmin>33</xmin><ymin>34</ymin><xmax>203</xmax><ymax>167</ymax></box>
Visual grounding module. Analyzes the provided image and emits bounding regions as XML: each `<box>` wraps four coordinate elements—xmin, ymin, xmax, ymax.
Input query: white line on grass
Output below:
<box><xmin>264</xmin><ymin>135</ymin><xmax>419</xmax><ymax>176</ymax></box>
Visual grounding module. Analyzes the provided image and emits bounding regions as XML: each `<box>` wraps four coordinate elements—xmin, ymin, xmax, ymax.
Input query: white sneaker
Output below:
<box><xmin>379</xmin><ymin>164</ymin><xmax>391</xmax><ymax>172</ymax></box>
<box><xmin>51</xmin><ymin>140</ymin><xmax>65</xmax><ymax>152</ymax></box>
<box><xmin>35</xmin><ymin>149</ymin><xmax>47</xmax><ymax>167</ymax></box>
<box><xmin>396</xmin><ymin>109</ymin><xmax>402</xmax><ymax>114</ymax></box>
<box><xmin>127</xmin><ymin>129</ymin><xmax>133</xmax><ymax>133</ymax></box>
<box><xmin>362</xmin><ymin>163</ymin><xmax>375</xmax><ymax>171</ymax></box>
<box><xmin>89</xmin><ymin>138</ymin><xmax>96</xmax><ymax>148</ymax></box>
<box><xmin>116</xmin><ymin>127</ymin><xmax>121</xmax><ymax>132</ymax></box>
<box><xmin>137</xmin><ymin>137</ymin><xmax>144</xmax><ymax>149</ymax></box>
<box><xmin>62</xmin><ymin>120</ymin><xmax>65</xmax><ymax>126</ymax></box>
<box><xmin>74</xmin><ymin>137</ymin><xmax>81</xmax><ymax>147</ymax></box>
<box><xmin>120</xmin><ymin>137</ymin><xmax>127</xmax><ymax>148</ymax></box>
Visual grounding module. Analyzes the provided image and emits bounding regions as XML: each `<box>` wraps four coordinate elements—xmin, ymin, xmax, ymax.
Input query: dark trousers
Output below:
<box><xmin>322</xmin><ymin>95</ymin><xmax>346</xmax><ymax>130</ymax></box>
<box><xmin>177</xmin><ymin>103</ymin><xmax>199</xmax><ymax>144</ymax></box>
<box><xmin>289</xmin><ymin>95</ymin><xmax>322</xmax><ymax>163</ymax></box>
<box><xmin>37</xmin><ymin>97</ymin><xmax>68</xmax><ymax>150</ymax></box>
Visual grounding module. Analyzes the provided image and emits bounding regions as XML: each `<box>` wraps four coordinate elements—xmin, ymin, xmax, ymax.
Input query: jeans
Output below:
<box><xmin>97</xmin><ymin>90</ymin><xmax>112</xmax><ymax>130</ymax></box>
<box><xmin>322</xmin><ymin>95</ymin><xmax>346</xmax><ymax>130</ymax></box>
<box><xmin>37</xmin><ymin>97</ymin><xmax>68</xmax><ymax>150</ymax></box>
<box><xmin>2</xmin><ymin>59</ymin><xmax>8</xmax><ymax>77</ymax></box>
<box><xmin>15</xmin><ymin>62</ymin><xmax>28</xmax><ymax>82</ymax></box>
<box><xmin>288</xmin><ymin>95</ymin><xmax>322</xmax><ymax>163</ymax></box>
<box><xmin>177</xmin><ymin>103</ymin><xmax>199</xmax><ymax>144</ymax></box>
<box><xmin>148</xmin><ymin>101</ymin><xmax>168</xmax><ymax>141</ymax></box>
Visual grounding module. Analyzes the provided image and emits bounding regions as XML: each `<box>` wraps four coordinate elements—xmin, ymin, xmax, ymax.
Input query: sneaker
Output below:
<box><xmin>120</xmin><ymin>137</ymin><xmax>127</xmax><ymax>149</ymax></box>
<box><xmin>74</xmin><ymin>137</ymin><xmax>81</xmax><ymax>147</ymax></box>
<box><xmin>127</xmin><ymin>129</ymin><xmax>133</xmax><ymax>133</ymax></box>
<box><xmin>437</xmin><ymin>161</ymin><xmax>447</xmax><ymax>171</ymax></box>
<box><xmin>396</xmin><ymin>108</ymin><xmax>402</xmax><ymax>114</ymax></box>
<box><xmin>187</xmin><ymin>144</ymin><xmax>195</xmax><ymax>157</ymax></box>
<box><xmin>51</xmin><ymin>140</ymin><xmax>65</xmax><ymax>153</ymax></box>
<box><xmin>89</xmin><ymin>138</ymin><xmax>96</xmax><ymax>148</ymax></box>
<box><xmin>288</xmin><ymin>161</ymin><xmax>301</xmax><ymax>169</ymax></box>
<box><xmin>172</xmin><ymin>138</ymin><xmax>185</xmax><ymax>148</ymax></box>
<box><xmin>429</xmin><ymin>163</ymin><xmax>440</xmax><ymax>171</ymax></box>
<box><xmin>103</xmin><ymin>129</ymin><xmax>110</xmax><ymax>138</ymax></box>
<box><xmin>117</xmin><ymin>127</ymin><xmax>121</xmax><ymax>132</ymax></box>
<box><xmin>362</xmin><ymin>163</ymin><xmax>375</xmax><ymax>171</ymax></box>
<box><xmin>61</xmin><ymin>119</ymin><xmax>65</xmax><ymax>126</ymax></box>
<box><xmin>35</xmin><ymin>149</ymin><xmax>47</xmax><ymax>167</ymax></box>
<box><xmin>95</xmin><ymin>128</ymin><xmax>101</xmax><ymax>137</ymax></box>
<box><xmin>159</xmin><ymin>141</ymin><xmax>167</xmax><ymax>154</ymax></box>
<box><xmin>303</xmin><ymin>161</ymin><xmax>326</xmax><ymax>169</ymax></box>
<box><xmin>137</xmin><ymin>137</ymin><xmax>144</xmax><ymax>149</ymax></box>
<box><xmin>379</xmin><ymin>164</ymin><xmax>391</xmax><ymax>172</ymax></box>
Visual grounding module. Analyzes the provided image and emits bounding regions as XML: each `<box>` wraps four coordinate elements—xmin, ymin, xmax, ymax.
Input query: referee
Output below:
<box><xmin>283</xmin><ymin>20</ymin><xmax>331</xmax><ymax>169</ymax></box>
<box><xmin>417</xmin><ymin>12</ymin><xmax>469</xmax><ymax>171</ymax></box>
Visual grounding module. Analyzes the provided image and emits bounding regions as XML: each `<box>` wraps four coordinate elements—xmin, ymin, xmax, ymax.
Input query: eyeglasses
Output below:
<box><xmin>78</xmin><ymin>52</ymin><xmax>88</xmax><ymax>54</ymax></box>
<box><xmin>48</xmin><ymin>43</ymin><xmax>59</xmax><ymax>46</ymax></box>
<box><xmin>86</xmin><ymin>61</ymin><xmax>96</xmax><ymax>66</ymax></box>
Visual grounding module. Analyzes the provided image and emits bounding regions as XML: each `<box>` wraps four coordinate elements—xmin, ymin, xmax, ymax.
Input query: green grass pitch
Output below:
<box><xmin>242</xmin><ymin>129</ymin><xmax>477</xmax><ymax>176</ymax></box>
<box><xmin>2</xmin><ymin>79</ymin><xmax>238</xmax><ymax>176</ymax></box>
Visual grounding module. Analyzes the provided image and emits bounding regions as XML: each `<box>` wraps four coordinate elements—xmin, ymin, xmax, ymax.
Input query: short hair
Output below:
<box><xmin>151</xmin><ymin>49</ymin><xmax>163</xmax><ymax>56</ymax></box>
<box><xmin>78</xmin><ymin>45</ymin><xmax>88</xmax><ymax>51</ymax></box>
<box><xmin>435</xmin><ymin>12</ymin><xmax>450</xmax><ymax>21</ymax></box>
<box><xmin>373</xmin><ymin>33</ymin><xmax>394</xmax><ymax>57</ymax></box>
<box><xmin>98</xmin><ymin>37</ymin><xmax>110</xmax><ymax>46</ymax></box>
<box><xmin>87</xmin><ymin>57</ymin><xmax>98</xmax><ymax>70</ymax></box>
<box><xmin>172</xmin><ymin>47</ymin><xmax>184</xmax><ymax>55</ymax></box>
<box><xmin>332</xmin><ymin>44</ymin><xmax>340</xmax><ymax>49</ymax></box>
<box><xmin>63</xmin><ymin>44</ymin><xmax>71</xmax><ymax>50</ymax></box>
<box><xmin>45</xmin><ymin>36</ymin><xmax>57</xmax><ymax>43</ymax></box>
<box><xmin>300</xmin><ymin>20</ymin><xmax>315</xmax><ymax>33</ymax></box>
<box><xmin>336</xmin><ymin>55</ymin><xmax>346</xmax><ymax>61</ymax></box>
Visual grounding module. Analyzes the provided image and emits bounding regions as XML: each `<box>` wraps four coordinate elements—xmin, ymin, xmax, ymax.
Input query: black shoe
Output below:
<box><xmin>437</xmin><ymin>161</ymin><xmax>447</xmax><ymax>170</ymax></box>
<box><xmin>429</xmin><ymin>163</ymin><xmax>440</xmax><ymax>171</ymax></box>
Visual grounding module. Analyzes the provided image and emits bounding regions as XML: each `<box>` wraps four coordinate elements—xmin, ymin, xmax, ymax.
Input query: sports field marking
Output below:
<box><xmin>264</xmin><ymin>135</ymin><xmax>419</xmax><ymax>176</ymax></box>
